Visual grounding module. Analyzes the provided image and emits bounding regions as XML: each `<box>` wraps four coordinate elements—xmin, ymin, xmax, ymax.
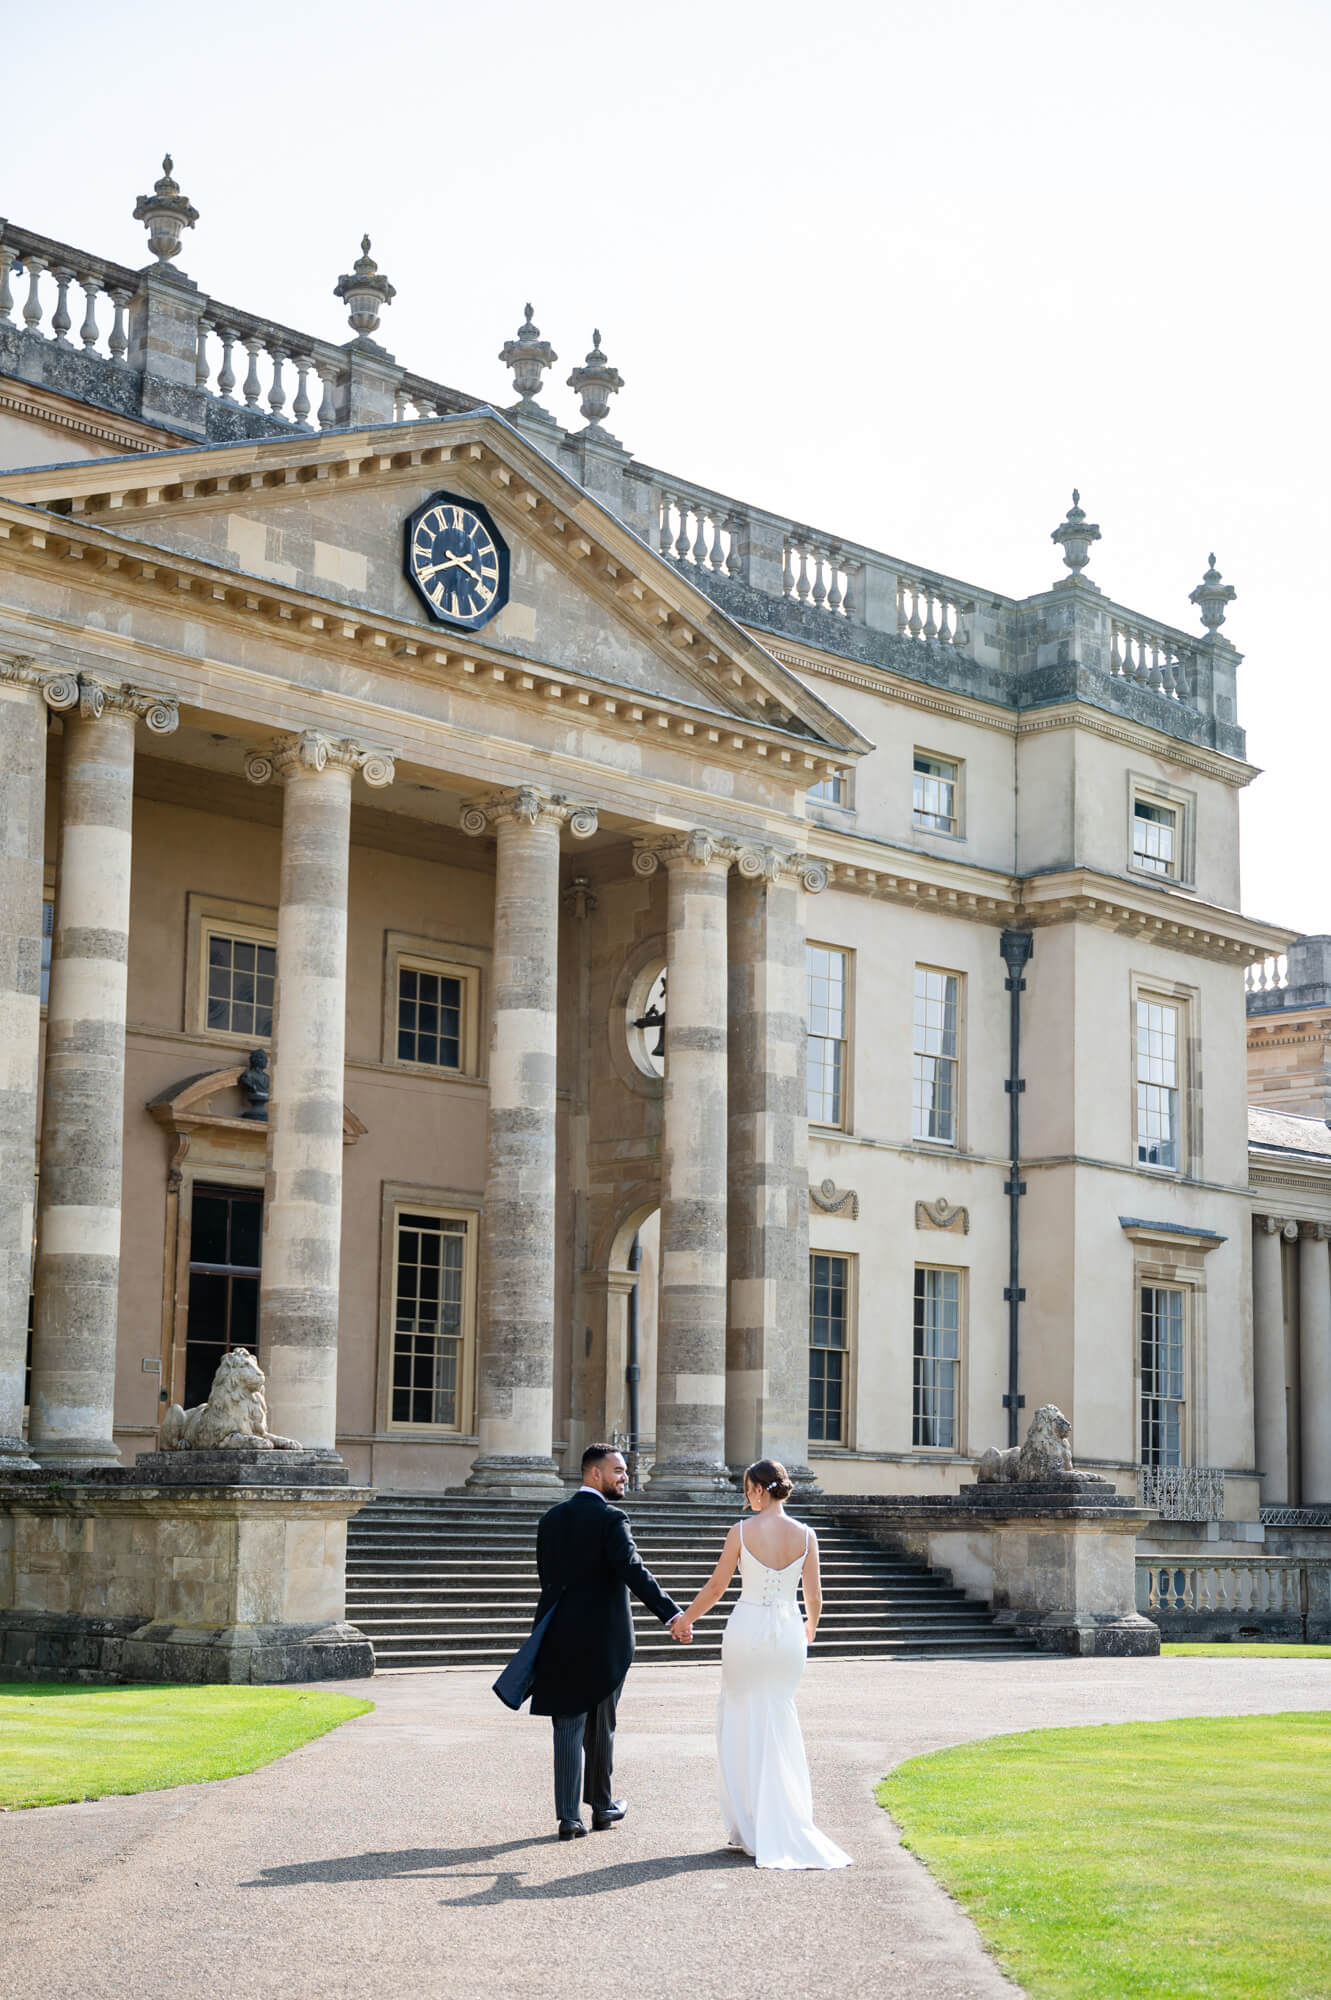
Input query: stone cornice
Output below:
<box><xmin>1247</xmin><ymin>1014</ymin><xmax>1331</xmax><ymax>1047</ymax></box>
<box><xmin>0</xmin><ymin>380</ymin><xmax>179</xmax><ymax>456</ymax></box>
<box><xmin>1015</xmin><ymin>705</ymin><xmax>1259</xmax><ymax>789</ymax></box>
<box><xmin>0</xmin><ymin>411</ymin><xmax>870</xmax><ymax>758</ymax></box>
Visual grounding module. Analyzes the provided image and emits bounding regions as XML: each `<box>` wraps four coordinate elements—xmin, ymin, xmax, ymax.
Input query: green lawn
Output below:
<box><xmin>879</xmin><ymin>1713</ymin><xmax>1331</xmax><ymax>2000</ymax></box>
<box><xmin>0</xmin><ymin>1681</ymin><xmax>373</xmax><ymax>1809</ymax></box>
<box><xmin>1162</xmin><ymin>1644</ymin><xmax>1331</xmax><ymax>1659</ymax></box>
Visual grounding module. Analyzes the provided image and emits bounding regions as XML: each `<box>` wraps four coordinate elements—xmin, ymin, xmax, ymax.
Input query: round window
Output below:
<box><xmin>625</xmin><ymin>962</ymin><xmax>666</xmax><ymax>1079</ymax></box>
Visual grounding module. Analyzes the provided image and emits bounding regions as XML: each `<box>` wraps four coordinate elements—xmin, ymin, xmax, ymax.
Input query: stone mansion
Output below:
<box><xmin>1</xmin><ymin>161</ymin><xmax>1325</xmax><ymax>1552</ymax></box>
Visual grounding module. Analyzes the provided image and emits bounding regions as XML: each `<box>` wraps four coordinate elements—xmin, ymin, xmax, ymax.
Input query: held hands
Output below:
<box><xmin>669</xmin><ymin>1613</ymin><xmax>694</xmax><ymax>1645</ymax></box>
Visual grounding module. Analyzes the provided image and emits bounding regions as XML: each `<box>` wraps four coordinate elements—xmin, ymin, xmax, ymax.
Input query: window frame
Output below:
<box><xmin>912</xmin><ymin>963</ymin><xmax>964</xmax><ymax>1150</ymax></box>
<box><xmin>1138</xmin><ymin>1280</ymin><xmax>1188</xmax><ymax>1468</ymax></box>
<box><xmin>1131</xmin><ymin>977</ymin><xmax>1197</xmax><ymax>1177</ymax></box>
<box><xmin>376</xmin><ymin>1184</ymin><xmax>481</xmax><ymax>1437</ymax></box>
<box><xmin>806</xmin><ymin>941</ymin><xmax>853</xmax><ymax>1133</ymax></box>
<box><xmin>807</xmin><ymin>768</ymin><xmax>852</xmax><ymax>812</ymax></box>
<box><xmin>1126</xmin><ymin>774</ymin><xmax>1195</xmax><ymax>888</ymax></box>
<box><xmin>912</xmin><ymin>748</ymin><xmax>964</xmax><ymax>840</ymax></box>
<box><xmin>912</xmin><ymin>1262</ymin><xmax>966</xmax><ymax>1453</ymax></box>
<box><xmin>808</xmin><ymin>1249</ymin><xmax>855</xmax><ymax>1448</ymax></box>
<box><xmin>185</xmin><ymin>893</ymin><xmax>279</xmax><ymax>1048</ymax></box>
<box><xmin>381</xmin><ymin>932</ymin><xmax>487</xmax><ymax>1079</ymax></box>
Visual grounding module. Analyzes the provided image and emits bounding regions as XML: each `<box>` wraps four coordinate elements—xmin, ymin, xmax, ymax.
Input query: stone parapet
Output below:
<box><xmin>828</xmin><ymin>1484</ymin><xmax>1159</xmax><ymax>1657</ymax></box>
<box><xmin>0</xmin><ymin>1468</ymin><xmax>374</xmax><ymax>1683</ymax></box>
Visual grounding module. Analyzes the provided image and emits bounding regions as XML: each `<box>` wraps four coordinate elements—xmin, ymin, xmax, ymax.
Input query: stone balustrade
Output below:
<box><xmin>1</xmin><ymin>201</ymin><xmax>1244</xmax><ymax>756</ymax></box>
<box><xmin>1247</xmin><ymin>951</ymin><xmax>1290</xmax><ymax>998</ymax></box>
<box><xmin>1137</xmin><ymin>1554</ymin><xmax>1331</xmax><ymax>1641</ymax></box>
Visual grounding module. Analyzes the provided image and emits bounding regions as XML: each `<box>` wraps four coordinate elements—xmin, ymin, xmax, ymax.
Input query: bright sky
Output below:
<box><xmin>5</xmin><ymin>0</ymin><xmax>1327</xmax><ymax>934</ymax></box>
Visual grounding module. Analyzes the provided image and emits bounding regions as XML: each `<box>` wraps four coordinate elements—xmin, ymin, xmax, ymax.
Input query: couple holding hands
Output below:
<box><xmin>499</xmin><ymin>1441</ymin><xmax>850</xmax><ymax>1871</ymax></box>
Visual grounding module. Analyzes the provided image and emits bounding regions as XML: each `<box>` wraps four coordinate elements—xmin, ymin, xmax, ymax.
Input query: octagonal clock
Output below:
<box><xmin>404</xmin><ymin>491</ymin><xmax>510</xmax><ymax>630</ymax></box>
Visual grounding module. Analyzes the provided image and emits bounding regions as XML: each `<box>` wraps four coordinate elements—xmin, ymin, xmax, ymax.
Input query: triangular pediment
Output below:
<box><xmin>0</xmin><ymin>412</ymin><xmax>868</xmax><ymax>751</ymax></box>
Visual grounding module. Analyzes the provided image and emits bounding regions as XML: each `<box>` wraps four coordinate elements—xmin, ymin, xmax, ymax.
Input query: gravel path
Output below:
<box><xmin>2</xmin><ymin>1654</ymin><xmax>1327</xmax><ymax>2000</ymax></box>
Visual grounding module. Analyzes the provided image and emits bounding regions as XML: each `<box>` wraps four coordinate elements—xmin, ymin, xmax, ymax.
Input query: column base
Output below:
<box><xmin>30</xmin><ymin>1436</ymin><xmax>122</xmax><ymax>1472</ymax></box>
<box><xmin>463</xmin><ymin>1454</ymin><xmax>564</xmax><ymax>1498</ymax></box>
<box><xmin>1017</xmin><ymin>1611</ymin><xmax>1161</xmax><ymax>1658</ymax></box>
<box><xmin>647</xmin><ymin>1458</ymin><xmax>735</xmax><ymax>1499</ymax></box>
<box><xmin>0</xmin><ymin>1435</ymin><xmax>39</xmax><ymax>1472</ymax></box>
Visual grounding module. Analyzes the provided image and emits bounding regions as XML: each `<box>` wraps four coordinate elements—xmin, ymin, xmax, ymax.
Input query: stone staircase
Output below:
<box><xmin>345</xmin><ymin>1493</ymin><xmax>1035</xmax><ymax>1671</ymax></box>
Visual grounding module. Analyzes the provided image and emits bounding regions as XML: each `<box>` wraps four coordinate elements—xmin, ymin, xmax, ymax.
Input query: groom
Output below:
<box><xmin>529</xmin><ymin>1442</ymin><xmax>691</xmax><ymax>1840</ymax></box>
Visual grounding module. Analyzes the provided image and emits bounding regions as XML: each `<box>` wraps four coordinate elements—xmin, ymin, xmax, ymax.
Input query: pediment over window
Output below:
<box><xmin>147</xmin><ymin>1067</ymin><xmax>365</xmax><ymax>1181</ymax></box>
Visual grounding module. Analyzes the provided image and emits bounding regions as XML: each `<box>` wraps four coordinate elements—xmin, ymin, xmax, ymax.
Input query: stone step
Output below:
<box><xmin>367</xmin><ymin>1635</ymin><xmax>1034</xmax><ymax>1669</ymax></box>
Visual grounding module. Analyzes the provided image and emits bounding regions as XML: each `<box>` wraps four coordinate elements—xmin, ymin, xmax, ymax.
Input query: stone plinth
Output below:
<box><xmin>0</xmin><ymin>1458</ymin><xmax>374</xmax><ymax>1683</ymax></box>
<box><xmin>833</xmin><ymin>1479</ymin><xmax>1159</xmax><ymax>1657</ymax></box>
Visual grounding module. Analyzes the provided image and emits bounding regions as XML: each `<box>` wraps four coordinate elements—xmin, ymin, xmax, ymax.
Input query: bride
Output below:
<box><xmin>679</xmin><ymin>1457</ymin><xmax>851</xmax><ymax>1870</ymax></box>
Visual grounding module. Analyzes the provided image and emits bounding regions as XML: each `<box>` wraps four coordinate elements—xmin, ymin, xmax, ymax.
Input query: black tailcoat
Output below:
<box><xmin>529</xmin><ymin>1491</ymin><xmax>681</xmax><ymax>1718</ymax></box>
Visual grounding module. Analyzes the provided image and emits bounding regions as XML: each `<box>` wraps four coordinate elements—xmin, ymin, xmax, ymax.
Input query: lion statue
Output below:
<box><xmin>977</xmin><ymin>1403</ymin><xmax>1076</xmax><ymax>1483</ymax></box>
<box><xmin>159</xmin><ymin>1348</ymin><xmax>302</xmax><ymax>1452</ymax></box>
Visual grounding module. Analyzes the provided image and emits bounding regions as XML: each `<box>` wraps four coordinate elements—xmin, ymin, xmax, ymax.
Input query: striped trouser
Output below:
<box><xmin>551</xmin><ymin>1680</ymin><xmax>624</xmax><ymax>1825</ymax></box>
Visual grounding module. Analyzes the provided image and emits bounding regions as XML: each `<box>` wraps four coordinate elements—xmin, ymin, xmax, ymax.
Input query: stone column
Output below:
<box><xmin>1299</xmin><ymin>1222</ymin><xmax>1331</xmax><ymax>1506</ymax></box>
<box><xmin>244</xmin><ymin>731</ymin><xmax>396</xmax><ymax>1452</ymax></box>
<box><xmin>461</xmin><ymin>787</ymin><xmax>598</xmax><ymax>1493</ymax></box>
<box><xmin>0</xmin><ymin>659</ymin><xmax>72</xmax><ymax>1470</ymax></box>
<box><xmin>635</xmin><ymin>830</ymin><xmax>734</xmax><ymax>1495</ymax></box>
<box><xmin>1252</xmin><ymin>1216</ymin><xmax>1291</xmax><ymax>1506</ymax></box>
<box><xmin>30</xmin><ymin>674</ymin><xmax>178</xmax><ymax>1468</ymax></box>
<box><xmin>725</xmin><ymin>847</ymin><xmax>828</xmax><ymax>1484</ymax></box>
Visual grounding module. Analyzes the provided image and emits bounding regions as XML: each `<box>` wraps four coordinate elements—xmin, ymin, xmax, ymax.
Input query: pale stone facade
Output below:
<box><xmin>0</xmin><ymin>172</ymin><xmax>1300</xmax><ymax>1546</ymax></box>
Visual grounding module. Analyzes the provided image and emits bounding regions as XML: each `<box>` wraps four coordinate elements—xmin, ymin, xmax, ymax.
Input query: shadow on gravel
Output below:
<box><xmin>244</xmin><ymin>1842</ymin><xmax>748</xmax><ymax>1899</ymax></box>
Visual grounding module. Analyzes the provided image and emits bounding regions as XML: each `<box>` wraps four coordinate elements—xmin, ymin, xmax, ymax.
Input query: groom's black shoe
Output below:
<box><xmin>591</xmin><ymin>1800</ymin><xmax>627</xmax><ymax>1830</ymax></box>
<box><xmin>558</xmin><ymin>1819</ymin><xmax>587</xmax><ymax>1841</ymax></box>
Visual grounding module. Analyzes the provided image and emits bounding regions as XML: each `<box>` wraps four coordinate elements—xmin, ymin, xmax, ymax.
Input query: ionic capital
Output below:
<box><xmin>0</xmin><ymin>659</ymin><xmax>179</xmax><ymax>734</ymax></box>
<box><xmin>460</xmin><ymin>786</ymin><xmax>597</xmax><ymax>838</ymax></box>
<box><xmin>244</xmin><ymin>730</ymin><xmax>396</xmax><ymax>789</ymax></box>
<box><xmin>1261</xmin><ymin>1215</ymin><xmax>1300</xmax><ymax>1239</ymax></box>
<box><xmin>632</xmin><ymin>828</ymin><xmax>734</xmax><ymax>877</ymax></box>
<box><xmin>733</xmin><ymin>842</ymin><xmax>829</xmax><ymax>894</ymax></box>
<box><xmin>1300</xmin><ymin>1221</ymin><xmax>1331</xmax><ymax>1244</ymax></box>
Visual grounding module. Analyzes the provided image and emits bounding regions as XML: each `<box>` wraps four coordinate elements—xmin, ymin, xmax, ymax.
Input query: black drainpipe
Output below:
<box><xmin>999</xmin><ymin>931</ymin><xmax>1034</xmax><ymax>1447</ymax></box>
<box><xmin>626</xmin><ymin>1232</ymin><xmax>642</xmax><ymax>1489</ymax></box>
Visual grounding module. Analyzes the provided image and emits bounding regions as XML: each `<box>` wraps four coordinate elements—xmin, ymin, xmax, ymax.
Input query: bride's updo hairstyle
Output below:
<box><xmin>744</xmin><ymin>1458</ymin><xmax>794</xmax><ymax>1502</ymax></box>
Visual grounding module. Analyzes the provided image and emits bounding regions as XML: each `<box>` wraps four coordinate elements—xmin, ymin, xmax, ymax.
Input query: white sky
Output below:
<box><xmin>5</xmin><ymin>0</ymin><xmax>1328</xmax><ymax>935</ymax></box>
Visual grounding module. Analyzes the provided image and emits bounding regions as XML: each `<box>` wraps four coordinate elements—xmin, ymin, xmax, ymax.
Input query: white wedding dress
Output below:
<box><xmin>716</xmin><ymin>1520</ymin><xmax>852</xmax><ymax>1870</ymax></box>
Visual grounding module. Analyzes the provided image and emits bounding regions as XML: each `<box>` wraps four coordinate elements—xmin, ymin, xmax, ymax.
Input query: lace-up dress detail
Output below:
<box><xmin>716</xmin><ymin>1521</ymin><xmax>851</xmax><ymax>1870</ymax></box>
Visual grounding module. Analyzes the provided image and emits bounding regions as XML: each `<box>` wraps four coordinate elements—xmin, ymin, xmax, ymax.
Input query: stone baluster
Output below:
<box><xmin>292</xmin><ymin>356</ymin><xmax>313</xmax><ymax>428</ymax></box>
<box><xmin>267</xmin><ymin>346</ymin><xmax>288</xmax><ymax>419</ymax></box>
<box><xmin>809</xmin><ymin>548</ymin><xmax>828</xmax><ymax>610</ymax></box>
<box><xmin>107</xmin><ymin>288</ymin><xmax>130</xmax><ymax>364</ymax></box>
<box><xmin>21</xmin><ymin>256</ymin><xmax>46</xmax><ymax>332</ymax></box>
<box><xmin>460</xmin><ymin>787</ymin><xmax>598</xmax><ymax>1491</ymax></box>
<box><xmin>78</xmin><ymin>277</ymin><xmax>102</xmax><ymax>352</ymax></box>
<box><xmin>657</xmin><ymin>490</ymin><xmax>674</xmax><ymax>558</ymax></box>
<box><xmin>843</xmin><ymin>558</ymin><xmax>862</xmax><ymax>622</ymax></box>
<box><xmin>725</xmin><ymin>511</ymin><xmax>746</xmax><ymax>580</ymax></box>
<box><xmin>826</xmin><ymin>553</ymin><xmax>844</xmax><ymax>615</ymax></box>
<box><xmin>1300</xmin><ymin>1223</ymin><xmax>1331</xmax><ymax>1505</ymax></box>
<box><xmin>216</xmin><ymin>326</ymin><xmax>237</xmax><ymax>402</ymax></box>
<box><xmin>315</xmin><ymin>361</ymin><xmax>341</xmax><ymax>428</ymax></box>
<box><xmin>725</xmin><ymin>847</ymin><xmax>828</xmax><ymax>1483</ymax></box>
<box><xmin>243</xmin><ymin>731</ymin><xmax>395</xmax><ymax>1451</ymax></box>
<box><xmin>1253</xmin><ymin>1216</ymin><xmax>1292</xmax><ymax>1505</ymax></box>
<box><xmin>634</xmin><ymin>830</ymin><xmax>734</xmax><ymax>1493</ymax></box>
<box><xmin>908</xmin><ymin>585</ymin><xmax>924</xmax><ymax>638</ymax></box>
<box><xmin>29</xmin><ymin>674</ymin><xmax>179</xmax><ymax>1468</ymax></box>
<box><xmin>0</xmin><ymin>657</ymin><xmax>73</xmax><ymax>1470</ymax></box>
<box><xmin>50</xmin><ymin>268</ymin><xmax>74</xmax><ymax>348</ymax></box>
<box><xmin>0</xmin><ymin>247</ymin><xmax>13</xmax><ymax>325</ymax></box>
<box><xmin>673</xmin><ymin>502</ymin><xmax>692</xmax><ymax>565</ymax></box>
<box><xmin>194</xmin><ymin>316</ymin><xmax>212</xmax><ymax>390</ymax></box>
<box><xmin>241</xmin><ymin>335</ymin><xmax>264</xmax><ymax>407</ymax></box>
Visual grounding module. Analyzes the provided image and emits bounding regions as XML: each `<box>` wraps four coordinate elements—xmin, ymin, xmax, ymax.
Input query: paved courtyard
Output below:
<box><xmin>1</xmin><ymin>1654</ymin><xmax>1328</xmax><ymax>2000</ymax></box>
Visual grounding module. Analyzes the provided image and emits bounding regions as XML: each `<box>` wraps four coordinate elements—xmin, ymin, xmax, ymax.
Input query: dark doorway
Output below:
<box><xmin>185</xmin><ymin>1185</ymin><xmax>262</xmax><ymax>1406</ymax></box>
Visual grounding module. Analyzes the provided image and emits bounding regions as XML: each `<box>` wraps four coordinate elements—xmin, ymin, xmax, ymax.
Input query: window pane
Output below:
<box><xmin>913</xmin><ymin>969</ymin><xmax>959</xmax><ymax>1143</ymax></box>
<box><xmin>1136</xmin><ymin>999</ymin><xmax>1180</xmax><ymax>1167</ymax></box>
<box><xmin>808</xmin><ymin>773</ymin><xmax>844</xmax><ymax>806</ymax></box>
<box><xmin>205</xmin><ymin>931</ymin><xmax>277</xmax><ymax>1038</ymax></box>
<box><xmin>1141</xmin><ymin>1285</ymin><xmax>1185</xmax><ymax>1467</ymax></box>
<box><xmin>393</xmin><ymin>1213</ymin><xmax>467</xmax><ymax>1427</ymax></box>
<box><xmin>397</xmin><ymin>967</ymin><xmax>463</xmax><ymax>1069</ymax></box>
<box><xmin>806</xmin><ymin>947</ymin><xmax>847</xmax><ymax>1125</ymax></box>
<box><xmin>809</xmin><ymin>1255</ymin><xmax>849</xmax><ymax>1440</ymax></box>
<box><xmin>913</xmin><ymin>753</ymin><xmax>958</xmax><ymax>833</ymax></box>
<box><xmin>914</xmin><ymin>1267</ymin><xmax>960</xmax><ymax>1448</ymax></box>
<box><xmin>1133</xmin><ymin>799</ymin><xmax>1176</xmax><ymax>876</ymax></box>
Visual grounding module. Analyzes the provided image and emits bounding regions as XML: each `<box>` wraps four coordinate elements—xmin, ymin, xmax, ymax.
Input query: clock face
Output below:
<box><xmin>404</xmin><ymin>492</ymin><xmax>509</xmax><ymax>630</ymax></box>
